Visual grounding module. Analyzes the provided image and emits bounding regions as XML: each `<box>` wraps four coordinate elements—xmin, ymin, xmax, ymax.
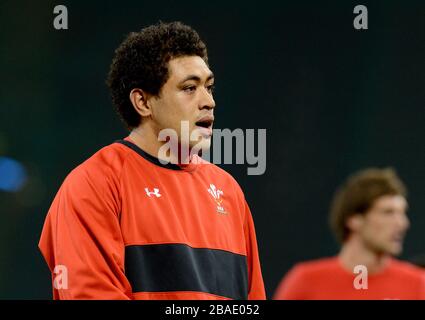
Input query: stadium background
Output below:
<box><xmin>0</xmin><ymin>1</ymin><xmax>424</xmax><ymax>299</ymax></box>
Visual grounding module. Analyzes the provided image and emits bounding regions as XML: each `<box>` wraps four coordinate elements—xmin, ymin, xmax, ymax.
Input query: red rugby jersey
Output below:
<box><xmin>39</xmin><ymin>137</ymin><xmax>266</xmax><ymax>300</ymax></box>
<box><xmin>274</xmin><ymin>256</ymin><xmax>425</xmax><ymax>300</ymax></box>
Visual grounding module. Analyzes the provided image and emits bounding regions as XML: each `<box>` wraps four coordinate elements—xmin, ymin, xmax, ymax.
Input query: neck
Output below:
<box><xmin>338</xmin><ymin>236</ymin><xmax>390</xmax><ymax>274</ymax></box>
<box><xmin>129</xmin><ymin>124</ymin><xmax>192</xmax><ymax>165</ymax></box>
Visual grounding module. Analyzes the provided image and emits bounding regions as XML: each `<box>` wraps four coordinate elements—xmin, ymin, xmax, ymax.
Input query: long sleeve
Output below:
<box><xmin>38</xmin><ymin>164</ymin><xmax>133</xmax><ymax>299</ymax></box>
<box><xmin>243</xmin><ymin>201</ymin><xmax>266</xmax><ymax>299</ymax></box>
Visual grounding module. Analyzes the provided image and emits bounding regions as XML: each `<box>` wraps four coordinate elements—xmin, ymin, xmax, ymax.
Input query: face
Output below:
<box><xmin>148</xmin><ymin>55</ymin><xmax>215</xmax><ymax>151</ymax></box>
<box><xmin>355</xmin><ymin>195</ymin><xmax>410</xmax><ymax>256</ymax></box>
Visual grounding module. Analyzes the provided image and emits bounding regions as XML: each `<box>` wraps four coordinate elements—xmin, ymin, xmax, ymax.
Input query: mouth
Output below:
<box><xmin>195</xmin><ymin>116</ymin><xmax>214</xmax><ymax>137</ymax></box>
<box><xmin>195</xmin><ymin>116</ymin><xmax>214</xmax><ymax>129</ymax></box>
<box><xmin>391</xmin><ymin>233</ymin><xmax>405</xmax><ymax>243</ymax></box>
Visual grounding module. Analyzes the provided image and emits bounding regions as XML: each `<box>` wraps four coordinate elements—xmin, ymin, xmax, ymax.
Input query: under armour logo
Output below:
<box><xmin>145</xmin><ymin>188</ymin><xmax>161</xmax><ymax>198</ymax></box>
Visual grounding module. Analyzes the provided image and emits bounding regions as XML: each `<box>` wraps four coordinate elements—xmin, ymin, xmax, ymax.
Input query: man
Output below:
<box><xmin>274</xmin><ymin>168</ymin><xmax>425</xmax><ymax>299</ymax></box>
<box><xmin>39</xmin><ymin>21</ymin><xmax>265</xmax><ymax>300</ymax></box>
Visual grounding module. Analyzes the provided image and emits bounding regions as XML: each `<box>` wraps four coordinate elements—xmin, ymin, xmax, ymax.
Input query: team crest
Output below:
<box><xmin>207</xmin><ymin>184</ymin><xmax>227</xmax><ymax>214</ymax></box>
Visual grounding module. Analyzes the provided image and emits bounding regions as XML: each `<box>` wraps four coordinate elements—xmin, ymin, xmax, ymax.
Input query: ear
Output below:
<box><xmin>346</xmin><ymin>214</ymin><xmax>364</xmax><ymax>233</ymax></box>
<box><xmin>129</xmin><ymin>88</ymin><xmax>152</xmax><ymax>118</ymax></box>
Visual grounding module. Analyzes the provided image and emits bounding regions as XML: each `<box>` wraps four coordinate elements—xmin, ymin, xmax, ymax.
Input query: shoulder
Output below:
<box><xmin>290</xmin><ymin>257</ymin><xmax>340</xmax><ymax>276</ymax></box>
<box><xmin>46</xmin><ymin>142</ymin><xmax>131</xmax><ymax>220</ymax></box>
<box><xmin>389</xmin><ymin>259</ymin><xmax>425</xmax><ymax>280</ymax></box>
<box><xmin>276</xmin><ymin>257</ymin><xmax>338</xmax><ymax>298</ymax></box>
<box><xmin>61</xmin><ymin>141</ymin><xmax>132</xmax><ymax>192</ymax></box>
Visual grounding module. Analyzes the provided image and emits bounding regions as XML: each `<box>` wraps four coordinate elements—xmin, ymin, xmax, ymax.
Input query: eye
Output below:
<box><xmin>382</xmin><ymin>209</ymin><xmax>396</xmax><ymax>216</ymax></box>
<box><xmin>206</xmin><ymin>84</ymin><xmax>215</xmax><ymax>94</ymax></box>
<box><xmin>183</xmin><ymin>86</ymin><xmax>196</xmax><ymax>93</ymax></box>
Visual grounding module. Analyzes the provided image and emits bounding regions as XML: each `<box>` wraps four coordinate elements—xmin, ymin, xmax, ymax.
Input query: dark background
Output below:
<box><xmin>0</xmin><ymin>0</ymin><xmax>424</xmax><ymax>299</ymax></box>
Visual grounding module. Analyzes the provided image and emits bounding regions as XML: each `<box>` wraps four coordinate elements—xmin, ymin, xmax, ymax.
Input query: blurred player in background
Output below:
<box><xmin>38</xmin><ymin>21</ymin><xmax>265</xmax><ymax>300</ymax></box>
<box><xmin>274</xmin><ymin>167</ymin><xmax>425</xmax><ymax>299</ymax></box>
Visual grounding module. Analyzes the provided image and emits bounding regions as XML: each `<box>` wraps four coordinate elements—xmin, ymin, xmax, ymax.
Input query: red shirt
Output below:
<box><xmin>274</xmin><ymin>256</ymin><xmax>425</xmax><ymax>300</ymax></box>
<box><xmin>39</xmin><ymin>138</ymin><xmax>265</xmax><ymax>300</ymax></box>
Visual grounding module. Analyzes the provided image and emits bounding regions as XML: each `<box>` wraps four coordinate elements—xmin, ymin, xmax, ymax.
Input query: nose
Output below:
<box><xmin>397</xmin><ymin>212</ymin><xmax>410</xmax><ymax>231</ymax></box>
<box><xmin>199</xmin><ymin>86</ymin><xmax>215</xmax><ymax>110</ymax></box>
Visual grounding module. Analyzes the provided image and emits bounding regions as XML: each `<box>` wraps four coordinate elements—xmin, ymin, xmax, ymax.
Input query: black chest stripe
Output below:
<box><xmin>125</xmin><ymin>243</ymin><xmax>249</xmax><ymax>299</ymax></box>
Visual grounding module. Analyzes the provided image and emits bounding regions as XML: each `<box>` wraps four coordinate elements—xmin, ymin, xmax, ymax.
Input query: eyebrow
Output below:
<box><xmin>179</xmin><ymin>73</ymin><xmax>214</xmax><ymax>84</ymax></box>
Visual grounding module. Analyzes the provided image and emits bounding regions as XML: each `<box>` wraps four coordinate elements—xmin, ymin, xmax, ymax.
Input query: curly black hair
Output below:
<box><xmin>106</xmin><ymin>21</ymin><xmax>208</xmax><ymax>129</ymax></box>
